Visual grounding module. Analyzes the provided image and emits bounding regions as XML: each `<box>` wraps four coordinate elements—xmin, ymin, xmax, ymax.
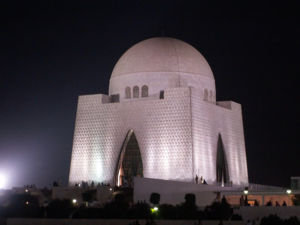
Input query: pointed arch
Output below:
<box><xmin>133</xmin><ymin>86</ymin><xmax>139</xmax><ymax>98</ymax></box>
<box><xmin>141</xmin><ymin>85</ymin><xmax>148</xmax><ymax>97</ymax></box>
<box><xmin>216</xmin><ymin>134</ymin><xmax>229</xmax><ymax>184</ymax></box>
<box><xmin>125</xmin><ymin>87</ymin><xmax>131</xmax><ymax>98</ymax></box>
<box><xmin>114</xmin><ymin>130</ymin><xmax>143</xmax><ymax>187</ymax></box>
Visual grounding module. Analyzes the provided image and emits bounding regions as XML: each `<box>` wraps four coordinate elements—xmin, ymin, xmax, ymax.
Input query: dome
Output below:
<box><xmin>111</xmin><ymin>37</ymin><xmax>214</xmax><ymax>79</ymax></box>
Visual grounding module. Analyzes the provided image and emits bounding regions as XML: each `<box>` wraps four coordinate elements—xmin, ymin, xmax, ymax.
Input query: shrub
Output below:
<box><xmin>260</xmin><ymin>214</ymin><xmax>283</xmax><ymax>225</ymax></box>
<box><xmin>149</xmin><ymin>193</ymin><xmax>160</xmax><ymax>205</ymax></box>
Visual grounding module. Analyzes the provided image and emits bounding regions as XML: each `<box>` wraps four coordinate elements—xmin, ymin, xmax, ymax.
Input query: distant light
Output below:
<box><xmin>287</xmin><ymin>189</ymin><xmax>292</xmax><ymax>194</ymax></box>
<box><xmin>72</xmin><ymin>199</ymin><xmax>77</xmax><ymax>204</ymax></box>
<box><xmin>25</xmin><ymin>189</ymin><xmax>29</xmax><ymax>193</ymax></box>
<box><xmin>151</xmin><ymin>206</ymin><xmax>159</xmax><ymax>213</ymax></box>
<box><xmin>0</xmin><ymin>173</ymin><xmax>6</xmax><ymax>189</ymax></box>
<box><xmin>243</xmin><ymin>190</ymin><xmax>249</xmax><ymax>195</ymax></box>
<box><xmin>25</xmin><ymin>201</ymin><xmax>29</xmax><ymax>205</ymax></box>
<box><xmin>109</xmin><ymin>187</ymin><xmax>113</xmax><ymax>191</ymax></box>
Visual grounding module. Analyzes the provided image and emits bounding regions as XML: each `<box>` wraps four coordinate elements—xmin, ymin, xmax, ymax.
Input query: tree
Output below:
<box><xmin>260</xmin><ymin>214</ymin><xmax>283</xmax><ymax>225</ymax></box>
<box><xmin>284</xmin><ymin>216</ymin><xmax>300</xmax><ymax>225</ymax></box>
<box><xmin>292</xmin><ymin>194</ymin><xmax>300</xmax><ymax>206</ymax></box>
<box><xmin>184</xmin><ymin>193</ymin><xmax>196</xmax><ymax>208</ymax></box>
<box><xmin>47</xmin><ymin>199</ymin><xmax>73</xmax><ymax>218</ymax></box>
<box><xmin>176</xmin><ymin>193</ymin><xmax>198</xmax><ymax>219</ymax></box>
<box><xmin>204</xmin><ymin>196</ymin><xmax>232</xmax><ymax>220</ymax></box>
<box><xmin>6</xmin><ymin>194</ymin><xmax>40</xmax><ymax>218</ymax></box>
<box><xmin>128</xmin><ymin>202</ymin><xmax>151</xmax><ymax>219</ymax></box>
<box><xmin>82</xmin><ymin>189</ymin><xmax>97</xmax><ymax>203</ymax></box>
<box><xmin>103</xmin><ymin>193</ymin><xmax>129</xmax><ymax>218</ymax></box>
<box><xmin>52</xmin><ymin>181</ymin><xmax>59</xmax><ymax>187</ymax></box>
<box><xmin>149</xmin><ymin>193</ymin><xmax>160</xmax><ymax>205</ymax></box>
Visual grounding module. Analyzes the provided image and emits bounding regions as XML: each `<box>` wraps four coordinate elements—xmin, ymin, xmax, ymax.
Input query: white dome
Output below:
<box><xmin>109</xmin><ymin>37</ymin><xmax>216</xmax><ymax>100</ymax></box>
<box><xmin>111</xmin><ymin>37</ymin><xmax>214</xmax><ymax>79</ymax></box>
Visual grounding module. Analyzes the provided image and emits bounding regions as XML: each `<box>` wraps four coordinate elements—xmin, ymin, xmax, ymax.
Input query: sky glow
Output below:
<box><xmin>0</xmin><ymin>173</ymin><xmax>6</xmax><ymax>189</ymax></box>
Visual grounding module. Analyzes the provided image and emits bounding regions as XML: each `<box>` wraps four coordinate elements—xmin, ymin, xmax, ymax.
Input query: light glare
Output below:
<box><xmin>151</xmin><ymin>206</ymin><xmax>159</xmax><ymax>213</ymax></box>
<box><xmin>0</xmin><ymin>174</ymin><xmax>6</xmax><ymax>189</ymax></box>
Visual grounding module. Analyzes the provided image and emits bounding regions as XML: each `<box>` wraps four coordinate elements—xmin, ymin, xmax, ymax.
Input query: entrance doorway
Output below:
<box><xmin>216</xmin><ymin>134</ymin><xmax>229</xmax><ymax>185</ymax></box>
<box><xmin>115</xmin><ymin>130</ymin><xmax>143</xmax><ymax>187</ymax></box>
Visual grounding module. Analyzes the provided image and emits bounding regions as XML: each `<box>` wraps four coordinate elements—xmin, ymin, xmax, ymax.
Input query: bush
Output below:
<box><xmin>284</xmin><ymin>216</ymin><xmax>300</xmax><ymax>225</ymax></box>
<box><xmin>128</xmin><ymin>202</ymin><xmax>151</xmax><ymax>219</ymax></box>
<box><xmin>292</xmin><ymin>194</ymin><xmax>300</xmax><ymax>206</ymax></box>
<box><xmin>231</xmin><ymin>214</ymin><xmax>242</xmax><ymax>220</ymax></box>
<box><xmin>149</xmin><ymin>193</ymin><xmax>160</xmax><ymax>205</ymax></box>
<box><xmin>260</xmin><ymin>214</ymin><xmax>282</xmax><ymax>225</ymax></box>
<box><xmin>82</xmin><ymin>189</ymin><xmax>97</xmax><ymax>203</ymax></box>
<box><xmin>46</xmin><ymin>199</ymin><xmax>74</xmax><ymax>218</ymax></box>
<box><xmin>184</xmin><ymin>193</ymin><xmax>196</xmax><ymax>208</ymax></box>
<box><xmin>204</xmin><ymin>197</ymin><xmax>232</xmax><ymax>220</ymax></box>
<box><xmin>158</xmin><ymin>204</ymin><xmax>178</xmax><ymax>220</ymax></box>
<box><xmin>6</xmin><ymin>194</ymin><xmax>41</xmax><ymax>218</ymax></box>
<box><xmin>102</xmin><ymin>193</ymin><xmax>129</xmax><ymax>218</ymax></box>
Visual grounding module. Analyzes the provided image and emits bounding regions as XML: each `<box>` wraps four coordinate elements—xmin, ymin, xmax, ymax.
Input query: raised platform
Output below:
<box><xmin>133</xmin><ymin>177</ymin><xmax>244</xmax><ymax>206</ymax></box>
<box><xmin>133</xmin><ymin>177</ymin><xmax>296</xmax><ymax>207</ymax></box>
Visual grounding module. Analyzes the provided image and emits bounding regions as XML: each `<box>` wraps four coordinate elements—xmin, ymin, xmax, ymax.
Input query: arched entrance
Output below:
<box><xmin>216</xmin><ymin>134</ymin><xmax>229</xmax><ymax>185</ymax></box>
<box><xmin>115</xmin><ymin>130</ymin><xmax>143</xmax><ymax>187</ymax></box>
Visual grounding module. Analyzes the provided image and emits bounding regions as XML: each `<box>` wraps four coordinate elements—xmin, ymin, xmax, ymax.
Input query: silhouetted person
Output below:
<box><xmin>266</xmin><ymin>200</ymin><xmax>272</xmax><ymax>206</ymax></box>
<box><xmin>282</xmin><ymin>201</ymin><xmax>287</xmax><ymax>206</ymax></box>
<box><xmin>275</xmin><ymin>201</ymin><xmax>280</xmax><ymax>206</ymax></box>
<box><xmin>203</xmin><ymin>179</ymin><xmax>207</xmax><ymax>184</ymax></box>
<box><xmin>240</xmin><ymin>195</ymin><xmax>245</xmax><ymax>206</ymax></box>
<box><xmin>200</xmin><ymin>176</ymin><xmax>203</xmax><ymax>183</ymax></box>
<box><xmin>245</xmin><ymin>195</ymin><xmax>249</xmax><ymax>206</ymax></box>
<box><xmin>195</xmin><ymin>175</ymin><xmax>199</xmax><ymax>184</ymax></box>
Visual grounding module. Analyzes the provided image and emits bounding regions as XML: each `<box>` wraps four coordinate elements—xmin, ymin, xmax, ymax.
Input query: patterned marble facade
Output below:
<box><xmin>69</xmin><ymin>37</ymin><xmax>248</xmax><ymax>186</ymax></box>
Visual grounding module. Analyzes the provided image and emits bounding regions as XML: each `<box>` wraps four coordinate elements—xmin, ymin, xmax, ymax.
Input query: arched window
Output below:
<box><xmin>204</xmin><ymin>89</ymin><xmax>208</xmax><ymax>101</ymax></box>
<box><xmin>125</xmin><ymin>87</ymin><xmax>131</xmax><ymax>99</ymax></box>
<box><xmin>141</xmin><ymin>85</ymin><xmax>148</xmax><ymax>97</ymax></box>
<box><xmin>133</xmin><ymin>86</ymin><xmax>139</xmax><ymax>98</ymax></box>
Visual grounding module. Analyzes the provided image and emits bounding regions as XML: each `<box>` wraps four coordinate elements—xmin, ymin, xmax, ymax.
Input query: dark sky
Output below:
<box><xmin>0</xmin><ymin>1</ymin><xmax>299</xmax><ymax>188</ymax></box>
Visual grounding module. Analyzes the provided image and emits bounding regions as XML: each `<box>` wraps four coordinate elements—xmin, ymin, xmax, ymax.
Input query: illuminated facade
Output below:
<box><xmin>69</xmin><ymin>37</ymin><xmax>249</xmax><ymax>186</ymax></box>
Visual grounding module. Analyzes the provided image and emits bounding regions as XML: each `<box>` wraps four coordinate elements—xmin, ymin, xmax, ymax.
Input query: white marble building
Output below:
<box><xmin>69</xmin><ymin>37</ymin><xmax>248</xmax><ymax>186</ymax></box>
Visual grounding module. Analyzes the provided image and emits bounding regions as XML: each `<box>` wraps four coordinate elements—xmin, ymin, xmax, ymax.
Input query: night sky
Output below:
<box><xmin>0</xmin><ymin>1</ymin><xmax>299</xmax><ymax>188</ymax></box>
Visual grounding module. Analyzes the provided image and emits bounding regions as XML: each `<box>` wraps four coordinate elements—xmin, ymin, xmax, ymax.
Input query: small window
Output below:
<box><xmin>133</xmin><ymin>86</ymin><xmax>139</xmax><ymax>98</ymax></box>
<box><xmin>204</xmin><ymin>89</ymin><xmax>208</xmax><ymax>101</ymax></box>
<box><xmin>141</xmin><ymin>85</ymin><xmax>148</xmax><ymax>97</ymax></box>
<box><xmin>159</xmin><ymin>91</ymin><xmax>164</xmax><ymax>99</ymax></box>
<box><xmin>125</xmin><ymin>87</ymin><xmax>131</xmax><ymax>99</ymax></box>
<box><xmin>110</xmin><ymin>94</ymin><xmax>120</xmax><ymax>103</ymax></box>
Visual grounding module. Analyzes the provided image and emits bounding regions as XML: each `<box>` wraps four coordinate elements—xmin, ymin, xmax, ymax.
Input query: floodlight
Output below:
<box><xmin>0</xmin><ymin>173</ymin><xmax>6</xmax><ymax>189</ymax></box>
